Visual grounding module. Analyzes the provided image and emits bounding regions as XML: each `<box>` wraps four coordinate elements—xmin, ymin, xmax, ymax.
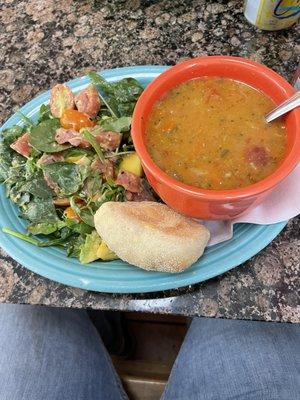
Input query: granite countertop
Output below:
<box><xmin>0</xmin><ymin>0</ymin><xmax>299</xmax><ymax>322</ymax></box>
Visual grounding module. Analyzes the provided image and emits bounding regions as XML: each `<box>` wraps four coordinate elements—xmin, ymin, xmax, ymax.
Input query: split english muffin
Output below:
<box><xmin>94</xmin><ymin>201</ymin><xmax>210</xmax><ymax>273</ymax></box>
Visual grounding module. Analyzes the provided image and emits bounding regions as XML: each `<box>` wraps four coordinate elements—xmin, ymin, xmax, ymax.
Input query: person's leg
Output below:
<box><xmin>162</xmin><ymin>318</ymin><xmax>300</xmax><ymax>400</ymax></box>
<box><xmin>0</xmin><ymin>304</ymin><xmax>128</xmax><ymax>400</ymax></box>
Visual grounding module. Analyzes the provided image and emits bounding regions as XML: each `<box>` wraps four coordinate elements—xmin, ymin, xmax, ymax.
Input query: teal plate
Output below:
<box><xmin>0</xmin><ymin>66</ymin><xmax>287</xmax><ymax>293</ymax></box>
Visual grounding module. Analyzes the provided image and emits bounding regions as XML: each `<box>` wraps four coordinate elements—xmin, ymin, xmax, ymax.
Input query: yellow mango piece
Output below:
<box><xmin>66</xmin><ymin>155</ymin><xmax>81</xmax><ymax>163</ymax></box>
<box><xmin>119</xmin><ymin>152</ymin><xmax>143</xmax><ymax>177</ymax></box>
<box><xmin>97</xmin><ymin>241</ymin><xmax>118</xmax><ymax>261</ymax></box>
<box><xmin>66</xmin><ymin>155</ymin><xmax>90</xmax><ymax>166</ymax></box>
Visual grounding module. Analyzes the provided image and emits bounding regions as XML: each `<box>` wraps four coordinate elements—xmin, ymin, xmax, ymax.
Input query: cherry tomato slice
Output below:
<box><xmin>60</xmin><ymin>109</ymin><xmax>95</xmax><ymax>131</ymax></box>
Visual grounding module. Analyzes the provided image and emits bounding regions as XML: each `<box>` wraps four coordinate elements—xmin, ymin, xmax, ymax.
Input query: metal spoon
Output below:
<box><xmin>265</xmin><ymin>91</ymin><xmax>300</xmax><ymax>123</ymax></box>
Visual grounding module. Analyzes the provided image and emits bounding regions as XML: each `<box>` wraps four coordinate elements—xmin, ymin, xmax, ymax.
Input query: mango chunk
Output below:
<box><xmin>119</xmin><ymin>152</ymin><xmax>143</xmax><ymax>177</ymax></box>
<box><xmin>97</xmin><ymin>241</ymin><xmax>118</xmax><ymax>261</ymax></box>
<box><xmin>66</xmin><ymin>154</ymin><xmax>90</xmax><ymax>166</ymax></box>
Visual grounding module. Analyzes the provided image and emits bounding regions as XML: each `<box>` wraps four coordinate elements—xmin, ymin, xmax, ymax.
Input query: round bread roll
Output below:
<box><xmin>94</xmin><ymin>201</ymin><xmax>210</xmax><ymax>273</ymax></box>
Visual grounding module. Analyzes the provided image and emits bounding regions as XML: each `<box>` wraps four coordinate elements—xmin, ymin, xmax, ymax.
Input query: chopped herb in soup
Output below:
<box><xmin>145</xmin><ymin>77</ymin><xmax>287</xmax><ymax>190</ymax></box>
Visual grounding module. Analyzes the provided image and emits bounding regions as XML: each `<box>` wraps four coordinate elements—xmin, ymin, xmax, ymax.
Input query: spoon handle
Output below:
<box><xmin>265</xmin><ymin>91</ymin><xmax>300</xmax><ymax>123</ymax></box>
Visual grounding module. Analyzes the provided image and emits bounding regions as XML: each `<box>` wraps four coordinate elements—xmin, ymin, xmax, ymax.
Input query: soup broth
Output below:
<box><xmin>145</xmin><ymin>77</ymin><xmax>287</xmax><ymax>190</ymax></box>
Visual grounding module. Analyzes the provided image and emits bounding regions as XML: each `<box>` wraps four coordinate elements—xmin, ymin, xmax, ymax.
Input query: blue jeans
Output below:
<box><xmin>0</xmin><ymin>305</ymin><xmax>299</xmax><ymax>400</ymax></box>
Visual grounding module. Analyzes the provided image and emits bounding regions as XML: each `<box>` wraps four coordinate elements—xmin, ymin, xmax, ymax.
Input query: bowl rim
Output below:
<box><xmin>132</xmin><ymin>55</ymin><xmax>300</xmax><ymax>201</ymax></box>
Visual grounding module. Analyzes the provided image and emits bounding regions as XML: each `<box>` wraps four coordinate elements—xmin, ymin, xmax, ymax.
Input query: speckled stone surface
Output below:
<box><xmin>0</xmin><ymin>0</ymin><xmax>299</xmax><ymax>322</ymax></box>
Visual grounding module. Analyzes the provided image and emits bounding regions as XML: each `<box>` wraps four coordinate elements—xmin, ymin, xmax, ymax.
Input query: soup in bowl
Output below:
<box><xmin>131</xmin><ymin>56</ymin><xmax>300</xmax><ymax>219</ymax></box>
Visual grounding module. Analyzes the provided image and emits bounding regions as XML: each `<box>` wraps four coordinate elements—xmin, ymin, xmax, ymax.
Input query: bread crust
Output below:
<box><xmin>94</xmin><ymin>201</ymin><xmax>210</xmax><ymax>273</ymax></box>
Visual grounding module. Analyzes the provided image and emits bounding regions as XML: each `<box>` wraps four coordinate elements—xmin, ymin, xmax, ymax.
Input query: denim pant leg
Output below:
<box><xmin>162</xmin><ymin>317</ymin><xmax>300</xmax><ymax>400</ymax></box>
<box><xmin>0</xmin><ymin>304</ymin><xmax>128</xmax><ymax>400</ymax></box>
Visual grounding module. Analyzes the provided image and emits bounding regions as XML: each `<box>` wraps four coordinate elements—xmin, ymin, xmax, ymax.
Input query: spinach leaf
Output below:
<box><xmin>98</xmin><ymin>116</ymin><xmax>131</xmax><ymax>133</ymax></box>
<box><xmin>79</xmin><ymin>164</ymin><xmax>91</xmax><ymax>183</ymax></box>
<box><xmin>21</xmin><ymin>171</ymin><xmax>54</xmax><ymax>199</ymax></box>
<box><xmin>5</xmin><ymin>155</ymin><xmax>27</xmax><ymax>203</ymax></box>
<box><xmin>38</xmin><ymin>104</ymin><xmax>53</xmax><ymax>122</ymax></box>
<box><xmin>22</xmin><ymin>198</ymin><xmax>58</xmax><ymax>223</ymax></box>
<box><xmin>109</xmin><ymin>77</ymin><xmax>143</xmax><ymax>117</ymax></box>
<box><xmin>17</xmin><ymin>112</ymin><xmax>34</xmax><ymax>129</ymax></box>
<box><xmin>28</xmin><ymin>221</ymin><xmax>66</xmax><ymax>235</ymax></box>
<box><xmin>3</xmin><ymin>227</ymin><xmax>74</xmax><ymax>247</ymax></box>
<box><xmin>65</xmin><ymin>219</ymin><xmax>94</xmax><ymax>235</ymax></box>
<box><xmin>81</xmin><ymin>171</ymin><xmax>103</xmax><ymax>198</ymax></box>
<box><xmin>88</xmin><ymin>72</ymin><xmax>118</xmax><ymax>117</ymax></box>
<box><xmin>0</xmin><ymin>142</ymin><xmax>13</xmax><ymax>182</ymax></box>
<box><xmin>88</xmin><ymin>72</ymin><xmax>143</xmax><ymax>117</ymax></box>
<box><xmin>89</xmin><ymin>72</ymin><xmax>143</xmax><ymax>102</ymax></box>
<box><xmin>88</xmin><ymin>72</ymin><xmax>112</xmax><ymax>93</ymax></box>
<box><xmin>70</xmin><ymin>196</ymin><xmax>95</xmax><ymax>227</ymax></box>
<box><xmin>6</xmin><ymin>181</ymin><xmax>26</xmax><ymax>204</ymax></box>
<box><xmin>29</xmin><ymin>119</ymin><xmax>70</xmax><ymax>153</ymax></box>
<box><xmin>81</xmin><ymin>128</ymin><xmax>105</xmax><ymax>162</ymax></box>
<box><xmin>34</xmin><ymin>215</ymin><xmax>95</xmax><ymax>237</ymax></box>
<box><xmin>4</xmin><ymin>158</ymin><xmax>52</xmax><ymax>207</ymax></box>
<box><xmin>116</xmin><ymin>102</ymin><xmax>136</xmax><ymax>117</ymax></box>
<box><xmin>38</xmin><ymin>235</ymin><xmax>74</xmax><ymax>247</ymax></box>
<box><xmin>42</xmin><ymin>162</ymin><xmax>85</xmax><ymax>197</ymax></box>
<box><xmin>1</xmin><ymin>125</ymin><xmax>24</xmax><ymax>145</ymax></box>
<box><xmin>8</xmin><ymin>187</ymin><xmax>30</xmax><ymax>206</ymax></box>
<box><xmin>94</xmin><ymin>179</ymin><xmax>126</xmax><ymax>209</ymax></box>
<box><xmin>111</xmin><ymin>77</ymin><xmax>143</xmax><ymax>103</ymax></box>
<box><xmin>25</xmin><ymin>157</ymin><xmax>38</xmax><ymax>178</ymax></box>
<box><xmin>65</xmin><ymin>234</ymin><xmax>85</xmax><ymax>258</ymax></box>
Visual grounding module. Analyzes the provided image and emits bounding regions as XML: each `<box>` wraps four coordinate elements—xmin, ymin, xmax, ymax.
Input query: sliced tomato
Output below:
<box><xmin>60</xmin><ymin>109</ymin><xmax>95</xmax><ymax>131</ymax></box>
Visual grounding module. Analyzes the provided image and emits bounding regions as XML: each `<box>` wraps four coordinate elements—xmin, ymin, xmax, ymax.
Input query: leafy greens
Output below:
<box><xmin>29</xmin><ymin>119</ymin><xmax>70</xmax><ymax>153</ymax></box>
<box><xmin>1</xmin><ymin>72</ymin><xmax>145</xmax><ymax>263</ymax></box>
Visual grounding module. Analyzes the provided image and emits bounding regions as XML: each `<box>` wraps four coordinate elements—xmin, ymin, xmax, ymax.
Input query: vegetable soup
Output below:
<box><xmin>145</xmin><ymin>77</ymin><xmax>287</xmax><ymax>190</ymax></box>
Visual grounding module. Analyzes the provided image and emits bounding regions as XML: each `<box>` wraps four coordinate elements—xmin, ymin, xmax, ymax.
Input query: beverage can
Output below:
<box><xmin>244</xmin><ymin>0</ymin><xmax>300</xmax><ymax>30</ymax></box>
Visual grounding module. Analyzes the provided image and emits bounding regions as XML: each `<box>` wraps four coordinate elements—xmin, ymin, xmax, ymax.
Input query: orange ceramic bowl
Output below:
<box><xmin>131</xmin><ymin>56</ymin><xmax>300</xmax><ymax>220</ymax></box>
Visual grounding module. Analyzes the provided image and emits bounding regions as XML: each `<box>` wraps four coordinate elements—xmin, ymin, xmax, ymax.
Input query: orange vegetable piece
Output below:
<box><xmin>64</xmin><ymin>206</ymin><xmax>81</xmax><ymax>222</ymax></box>
<box><xmin>60</xmin><ymin>109</ymin><xmax>95</xmax><ymax>131</ymax></box>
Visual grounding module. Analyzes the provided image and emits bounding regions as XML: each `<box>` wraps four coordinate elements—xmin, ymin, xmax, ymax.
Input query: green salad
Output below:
<box><xmin>0</xmin><ymin>73</ymin><xmax>154</xmax><ymax>263</ymax></box>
